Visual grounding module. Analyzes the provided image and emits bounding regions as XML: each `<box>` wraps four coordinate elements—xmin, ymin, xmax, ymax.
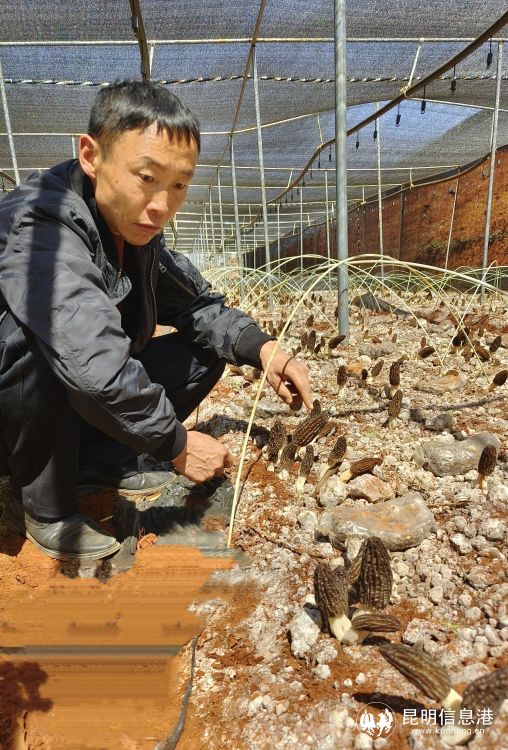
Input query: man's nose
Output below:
<box><xmin>147</xmin><ymin>190</ymin><xmax>172</xmax><ymax>215</ymax></box>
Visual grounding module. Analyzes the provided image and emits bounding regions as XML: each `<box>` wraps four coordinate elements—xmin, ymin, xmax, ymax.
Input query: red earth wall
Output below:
<box><xmin>246</xmin><ymin>146</ymin><xmax>508</xmax><ymax>272</ymax></box>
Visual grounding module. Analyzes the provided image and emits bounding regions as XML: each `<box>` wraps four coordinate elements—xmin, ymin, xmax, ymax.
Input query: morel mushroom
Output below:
<box><xmin>296</xmin><ymin>445</ymin><xmax>314</xmax><ymax>492</ymax></box>
<box><xmin>489</xmin><ymin>335</ymin><xmax>502</xmax><ymax>353</ymax></box>
<box><xmin>266</xmin><ymin>420</ymin><xmax>287</xmax><ymax>472</ymax></box>
<box><xmin>328</xmin><ymin>334</ymin><xmax>346</xmax><ymax>351</ymax></box>
<box><xmin>292</xmin><ymin>413</ymin><xmax>329</xmax><ymax>448</ymax></box>
<box><xmin>278</xmin><ymin>442</ymin><xmax>296</xmax><ymax>480</ymax></box>
<box><xmin>460</xmin><ymin>667</ymin><xmax>508</xmax><ymax>733</ymax></box>
<box><xmin>314</xmin><ymin>436</ymin><xmax>347</xmax><ymax>495</ymax></box>
<box><xmin>337</xmin><ymin>364</ymin><xmax>347</xmax><ymax>398</ymax></box>
<box><xmin>418</xmin><ymin>345</ymin><xmax>435</xmax><ymax>359</ymax></box>
<box><xmin>370</xmin><ymin>359</ymin><xmax>384</xmax><ymax>378</ymax></box>
<box><xmin>388</xmin><ymin>361</ymin><xmax>400</xmax><ymax>397</ymax></box>
<box><xmin>306</xmin><ymin>313</ymin><xmax>314</xmax><ymax>327</ymax></box>
<box><xmin>452</xmin><ymin>328</ymin><xmax>469</xmax><ymax>351</ymax></box>
<box><xmin>307</xmin><ymin>329</ymin><xmax>317</xmax><ymax>353</ymax></box>
<box><xmin>383</xmin><ymin>390</ymin><xmax>403</xmax><ymax>428</ymax></box>
<box><xmin>314</xmin><ymin>563</ymin><xmax>352</xmax><ymax>640</ymax></box>
<box><xmin>474</xmin><ymin>344</ymin><xmax>490</xmax><ymax>362</ymax></box>
<box><xmin>350</xmin><ymin>612</ymin><xmax>401</xmax><ymax>634</ymax></box>
<box><xmin>310</xmin><ymin>398</ymin><xmax>322</xmax><ymax>416</ymax></box>
<box><xmin>339</xmin><ymin>457</ymin><xmax>382</xmax><ymax>484</ymax></box>
<box><xmin>477</xmin><ymin>444</ymin><xmax>497</xmax><ymax>489</ymax></box>
<box><xmin>300</xmin><ymin>331</ymin><xmax>308</xmax><ymax>350</ymax></box>
<box><xmin>342</xmin><ymin>537</ymin><xmax>393</xmax><ymax>644</ymax></box>
<box><xmin>488</xmin><ymin>368</ymin><xmax>508</xmax><ymax>392</ymax></box>
<box><xmin>434</xmin><ymin>667</ymin><xmax>508</xmax><ymax>747</ymax></box>
<box><xmin>378</xmin><ymin>643</ymin><xmax>461</xmax><ymax>709</ymax></box>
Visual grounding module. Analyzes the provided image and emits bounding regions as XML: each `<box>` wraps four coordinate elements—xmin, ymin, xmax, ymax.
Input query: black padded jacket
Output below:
<box><xmin>0</xmin><ymin>160</ymin><xmax>272</xmax><ymax>460</ymax></box>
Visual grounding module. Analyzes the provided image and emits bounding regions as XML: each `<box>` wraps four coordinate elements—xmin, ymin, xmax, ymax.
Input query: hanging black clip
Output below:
<box><xmin>421</xmin><ymin>86</ymin><xmax>426</xmax><ymax>114</ymax></box>
<box><xmin>451</xmin><ymin>65</ymin><xmax>457</xmax><ymax>93</ymax></box>
<box><xmin>487</xmin><ymin>39</ymin><xmax>493</xmax><ymax>69</ymax></box>
<box><xmin>395</xmin><ymin>103</ymin><xmax>401</xmax><ymax>126</ymax></box>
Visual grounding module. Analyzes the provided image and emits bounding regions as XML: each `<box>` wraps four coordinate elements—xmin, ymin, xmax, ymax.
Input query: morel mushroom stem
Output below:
<box><xmin>329</xmin><ymin>613</ymin><xmax>354</xmax><ymax>641</ymax></box>
<box><xmin>341</xmin><ymin>605</ymin><xmax>376</xmax><ymax>645</ymax></box>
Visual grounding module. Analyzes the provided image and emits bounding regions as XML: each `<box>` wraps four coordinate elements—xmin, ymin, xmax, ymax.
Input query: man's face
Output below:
<box><xmin>80</xmin><ymin>123</ymin><xmax>198</xmax><ymax>245</ymax></box>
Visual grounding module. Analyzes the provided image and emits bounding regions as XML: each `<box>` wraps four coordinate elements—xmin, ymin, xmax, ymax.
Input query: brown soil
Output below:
<box><xmin>0</xmin><ymin>509</ymin><xmax>237</xmax><ymax>750</ymax></box>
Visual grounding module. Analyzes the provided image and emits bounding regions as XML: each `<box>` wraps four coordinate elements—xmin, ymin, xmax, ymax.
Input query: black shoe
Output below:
<box><xmin>2</xmin><ymin>498</ymin><xmax>121</xmax><ymax>561</ymax></box>
<box><xmin>77</xmin><ymin>466</ymin><xmax>178</xmax><ymax>496</ymax></box>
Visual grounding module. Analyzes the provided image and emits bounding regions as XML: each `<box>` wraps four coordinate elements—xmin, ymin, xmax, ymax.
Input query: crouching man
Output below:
<box><xmin>0</xmin><ymin>80</ymin><xmax>312</xmax><ymax>561</ymax></box>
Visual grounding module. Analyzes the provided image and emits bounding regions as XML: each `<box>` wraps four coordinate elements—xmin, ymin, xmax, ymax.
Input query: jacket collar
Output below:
<box><xmin>66</xmin><ymin>159</ymin><xmax>119</xmax><ymax>269</ymax></box>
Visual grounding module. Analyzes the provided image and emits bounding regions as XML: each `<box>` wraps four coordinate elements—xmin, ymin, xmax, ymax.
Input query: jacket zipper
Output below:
<box><xmin>148</xmin><ymin>246</ymin><xmax>157</xmax><ymax>336</ymax></box>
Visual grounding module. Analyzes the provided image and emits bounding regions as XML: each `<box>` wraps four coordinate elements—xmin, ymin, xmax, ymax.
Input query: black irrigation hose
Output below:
<box><xmin>153</xmin><ymin>634</ymin><xmax>200</xmax><ymax>750</ymax></box>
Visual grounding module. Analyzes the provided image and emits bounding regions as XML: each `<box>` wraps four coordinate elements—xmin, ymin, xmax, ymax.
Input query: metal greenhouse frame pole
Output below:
<box><xmin>325</xmin><ymin>171</ymin><xmax>331</xmax><ymax>261</ymax></box>
<box><xmin>0</xmin><ymin>54</ymin><xmax>19</xmax><ymax>185</ymax></box>
<box><xmin>217</xmin><ymin>169</ymin><xmax>225</xmax><ymax>252</ymax></box>
<box><xmin>334</xmin><ymin>0</ymin><xmax>349</xmax><ymax>338</ymax></box>
<box><xmin>444</xmin><ymin>179</ymin><xmax>459</xmax><ymax>270</ymax></box>
<box><xmin>252</xmin><ymin>47</ymin><xmax>273</xmax><ymax>311</ymax></box>
<box><xmin>277</xmin><ymin>204</ymin><xmax>281</xmax><ymax>270</ymax></box>
<box><xmin>481</xmin><ymin>41</ymin><xmax>504</xmax><ymax>302</ymax></box>
<box><xmin>299</xmin><ymin>187</ymin><xmax>304</xmax><ymax>280</ymax></box>
<box><xmin>230</xmin><ymin>135</ymin><xmax>244</xmax><ymax>299</ymax></box>
<box><xmin>375</xmin><ymin>102</ymin><xmax>385</xmax><ymax>280</ymax></box>
<box><xmin>208</xmin><ymin>187</ymin><xmax>216</xmax><ymax>251</ymax></box>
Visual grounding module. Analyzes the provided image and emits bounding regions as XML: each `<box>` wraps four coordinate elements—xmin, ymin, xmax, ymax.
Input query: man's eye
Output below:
<box><xmin>175</xmin><ymin>183</ymin><xmax>188</xmax><ymax>191</ymax></box>
<box><xmin>139</xmin><ymin>174</ymin><xmax>154</xmax><ymax>184</ymax></box>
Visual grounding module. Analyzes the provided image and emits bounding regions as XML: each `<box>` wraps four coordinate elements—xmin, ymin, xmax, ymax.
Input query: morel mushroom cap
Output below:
<box><xmin>292</xmin><ymin>413</ymin><xmax>329</xmax><ymax>447</ymax></box>
<box><xmin>493</xmin><ymin>369</ymin><xmax>508</xmax><ymax>387</ymax></box>
<box><xmin>328</xmin><ymin>334</ymin><xmax>346</xmax><ymax>350</ymax></box>
<box><xmin>337</xmin><ymin>364</ymin><xmax>348</xmax><ymax>387</ymax></box>
<box><xmin>310</xmin><ymin>398</ymin><xmax>322</xmax><ymax>416</ymax></box>
<box><xmin>278</xmin><ymin>442</ymin><xmax>297</xmax><ymax>479</ymax></box>
<box><xmin>346</xmin><ymin>539</ymin><xmax>367</xmax><ymax>587</ymax></box>
<box><xmin>379</xmin><ymin>643</ymin><xmax>452</xmax><ymax>703</ymax></box>
<box><xmin>307</xmin><ymin>329</ymin><xmax>317</xmax><ymax>352</ymax></box>
<box><xmin>474</xmin><ymin>344</ymin><xmax>490</xmax><ymax>362</ymax></box>
<box><xmin>351</xmin><ymin>612</ymin><xmax>401</xmax><ymax>633</ymax></box>
<box><xmin>300</xmin><ymin>331</ymin><xmax>308</xmax><ymax>349</ymax></box>
<box><xmin>306</xmin><ymin>313</ymin><xmax>314</xmax><ymax>327</ymax></box>
<box><xmin>314</xmin><ymin>563</ymin><xmax>351</xmax><ymax>640</ymax></box>
<box><xmin>387</xmin><ymin>391</ymin><xmax>403</xmax><ymax>418</ymax></box>
<box><xmin>418</xmin><ymin>345</ymin><xmax>436</xmax><ymax>359</ymax></box>
<box><xmin>478</xmin><ymin>444</ymin><xmax>497</xmax><ymax>478</ymax></box>
<box><xmin>389</xmin><ymin>361</ymin><xmax>400</xmax><ymax>387</ymax></box>
<box><xmin>340</xmin><ymin>456</ymin><xmax>382</xmax><ymax>483</ymax></box>
<box><xmin>300</xmin><ymin>444</ymin><xmax>314</xmax><ymax>476</ymax></box>
<box><xmin>267</xmin><ymin>421</ymin><xmax>287</xmax><ymax>464</ymax></box>
<box><xmin>461</xmin><ymin>667</ymin><xmax>508</xmax><ymax>722</ymax></box>
<box><xmin>370</xmin><ymin>359</ymin><xmax>384</xmax><ymax>377</ymax></box>
<box><xmin>296</xmin><ymin>445</ymin><xmax>314</xmax><ymax>491</ymax></box>
<box><xmin>329</xmin><ymin>436</ymin><xmax>347</xmax><ymax>466</ymax></box>
<box><xmin>452</xmin><ymin>329</ymin><xmax>468</xmax><ymax>348</ymax></box>
<box><xmin>357</xmin><ymin>537</ymin><xmax>393</xmax><ymax>610</ymax></box>
<box><xmin>489</xmin><ymin>335</ymin><xmax>502</xmax><ymax>353</ymax></box>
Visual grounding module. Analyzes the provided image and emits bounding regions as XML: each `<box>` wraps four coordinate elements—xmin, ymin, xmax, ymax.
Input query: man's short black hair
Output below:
<box><xmin>88</xmin><ymin>80</ymin><xmax>201</xmax><ymax>156</ymax></box>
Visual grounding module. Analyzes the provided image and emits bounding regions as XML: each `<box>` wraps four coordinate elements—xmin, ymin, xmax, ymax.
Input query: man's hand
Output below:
<box><xmin>172</xmin><ymin>430</ymin><xmax>232</xmax><ymax>484</ymax></box>
<box><xmin>259</xmin><ymin>340</ymin><xmax>313</xmax><ymax>410</ymax></box>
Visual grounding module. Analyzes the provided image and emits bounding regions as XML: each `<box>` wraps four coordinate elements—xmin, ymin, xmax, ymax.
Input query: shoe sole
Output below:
<box><xmin>77</xmin><ymin>475</ymin><xmax>178</xmax><ymax>498</ymax></box>
<box><xmin>3</xmin><ymin>513</ymin><xmax>121</xmax><ymax>562</ymax></box>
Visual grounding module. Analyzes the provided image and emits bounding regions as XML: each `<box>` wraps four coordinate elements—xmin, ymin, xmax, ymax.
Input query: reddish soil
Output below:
<box><xmin>0</xmin><ymin>504</ymin><xmax>237</xmax><ymax>750</ymax></box>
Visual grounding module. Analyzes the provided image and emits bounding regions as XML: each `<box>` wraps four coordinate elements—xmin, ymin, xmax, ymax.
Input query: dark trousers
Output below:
<box><xmin>0</xmin><ymin>311</ymin><xmax>225</xmax><ymax>520</ymax></box>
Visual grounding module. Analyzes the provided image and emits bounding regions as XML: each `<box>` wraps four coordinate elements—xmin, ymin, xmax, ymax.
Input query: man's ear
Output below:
<box><xmin>78</xmin><ymin>134</ymin><xmax>101</xmax><ymax>181</ymax></box>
